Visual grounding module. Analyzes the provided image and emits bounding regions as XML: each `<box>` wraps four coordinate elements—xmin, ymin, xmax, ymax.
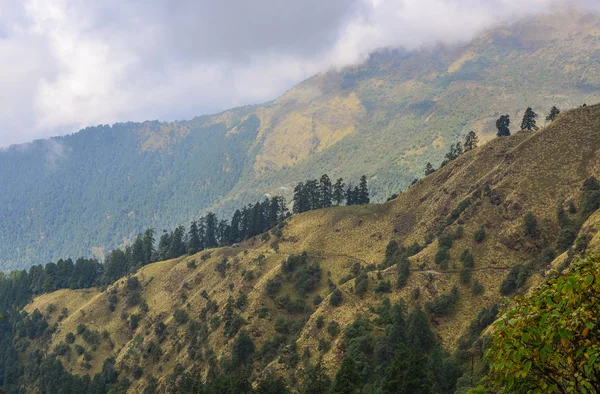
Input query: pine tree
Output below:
<box><xmin>131</xmin><ymin>235</ymin><xmax>145</xmax><ymax>267</ymax></box>
<box><xmin>293</xmin><ymin>182</ymin><xmax>309</xmax><ymax>213</ymax></box>
<box><xmin>229</xmin><ymin>210</ymin><xmax>242</xmax><ymax>244</ymax></box>
<box><xmin>333</xmin><ymin>178</ymin><xmax>345</xmax><ymax>206</ymax></box>
<box><xmin>302</xmin><ymin>357</ymin><xmax>331</xmax><ymax>394</ymax></box>
<box><xmin>463</xmin><ymin>130</ymin><xmax>479</xmax><ymax>152</ymax></box>
<box><xmin>142</xmin><ymin>228</ymin><xmax>155</xmax><ymax>265</ymax></box>
<box><xmin>358</xmin><ymin>175</ymin><xmax>370</xmax><ymax>204</ymax></box>
<box><xmin>166</xmin><ymin>226</ymin><xmax>186</xmax><ymax>259</ymax></box>
<box><xmin>187</xmin><ymin>221</ymin><xmax>201</xmax><ymax>254</ymax></box>
<box><xmin>496</xmin><ymin>115</ymin><xmax>511</xmax><ymax>137</ymax></box>
<box><xmin>546</xmin><ymin>106</ymin><xmax>560</xmax><ymax>122</ymax></box>
<box><xmin>331</xmin><ymin>357</ymin><xmax>361</xmax><ymax>394</ymax></box>
<box><xmin>319</xmin><ymin>174</ymin><xmax>333</xmax><ymax>208</ymax></box>
<box><xmin>157</xmin><ymin>231</ymin><xmax>171</xmax><ymax>261</ymax></box>
<box><xmin>204</xmin><ymin>213</ymin><xmax>218</xmax><ymax>248</ymax></box>
<box><xmin>424</xmin><ymin>162</ymin><xmax>435</xmax><ymax>176</ymax></box>
<box><xmin>305</xmin><ymin>179</ymin><xmax>320</xmax><ymax>210</ymax></box>
<box><xmin>521</xmin><ymin>107</ymin><xmax>539</xmax><ymax>131</ymax></box>
<box><xmin>345</xmin><ymin>183</ymin><xmax>355</xmax><ymax>206</ymax></box>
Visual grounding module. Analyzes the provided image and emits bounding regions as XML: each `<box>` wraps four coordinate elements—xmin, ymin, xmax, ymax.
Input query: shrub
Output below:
<box><xmin>426</xmin><ymin>287</ymin><xmax>459</xmax><ymax>317</ymax></box>
<box><xmin>126</xmin><ymin>277</ymin><xmax>140</xmax><ymax>291</ymax></box>
<box><xmin>523</xmin><ymin>212</ymin><xmax>539</xmax><ymax>238</ymax></box>
<box><xmin>355</xmin><ymin>273</ymin><xmax>369</xmax><ymax>297</ymax></box>
<box><xmin>186</xmin><ymin>260</ymin><xmax>197</xmax><ymax>269</ymax></box>
<box><xmin>434</xmin><ymin>248</ymin><xmax>449</xmax><ymax>269</ymax></box>
<box><xmin>438</xmin><ymin>234</ymin><xmax>454</xmax><ymax>249</ymax></box>
<box><xmin>556</xmin><ymin>225</ymin><xmax>578</xmax><ymax>252</ymax></box>
<box><xmin>215</xmin><ymin>258</ymin><xmax>229</xmax><ymax>278</ymax></box>
<box><xmin>265</xmin><ymin>275</ymin><xmax>283</xmax><ymax>296</ymax></box>
<box><xmin>127</xmin><ymin>290</ymin><xmax>142</xmax><ymax>307</ymax></box>
<box><xmin>397</xmin><ymin>256</ymin><xmax>410</xmax><ymax>288</ymax></box>
<box><xmin>329</xmin><ymin>289</ymin><xmax>343</xmax><ymax>307</ymax></box>
<box><xmin>460</xmin><ymin>267</ymin><xmax>473</xmax><ymax>285</ymax></box>
<box><xmin>55</xmin><ymin>342</ymin><xmax>70</xmax><ymax>356</ymax></box>
<box><xmin>374</xmin><ymin>280</ymin><xmax>392</xmax><ymax>293</ymax></box>
<box><xmin>173</xmin><ymin>309</ymin><xmax>189</xmax><ymax>325</ymax></box>
<box><xmin>235</xmin><ymin>294</ymin><xmax>248</xmax><ymax>310</ymax></box>
<box><xmin>447</xmin><ymin>198</ymin><xmax>472</xmax><ymax>225</ymax></box>
<box><xmin>294</xmin><ymin>264</ymin><xmax>322</xmax><ymax>295</ymax></box>
<box><xmin>200</xmin><ymin>252</ymin><xmax>211</xmax><ymax>261</ymax></box>
<box><xmin>460</xmin><ymin>249</ymin><xmax>475</xmax><ymax>268</ymax></box>
<box><xmin>318</xmin><ymin>338</ymin><xmax>331</xmax><ymax>353</ymax></box>
<box><xmin>316</xmin><ymin>316</ymin><xmax>325</xmax><ymax>330</ymax></box>
<box><xmin>313</xmin><ymin>294</ymin><xmax>323</xmax><ymax>306</ymax></box>
<box><xmin>76</xmin><ymin>324</ymin><xmax>87</xmax><ymax>335</ymax></box>
<box><xmin>474</xmin><ymin>227</ymin><xmax>486</xmax><ymax>243</ymax></box>
<box><xmin>471</xmin><ymin>280</ymin><xmax>485</xmax><ymax>296</ymax></box>
<box><xmin>500</xmin><ymin>264</ymin><xmax>531</xmax><ymax>295</ymax></box>
<box><xmin>129</xmin><ymin>314</ymin><xmax>140</xmax><ymax>330</ymax></box>
<box><xmin>66</xmin><ymin>332</ymin><xmax>76</xmax><ymax>344</ymax></box>
<box><xmin>75</xmin><ymin>344</ymin><xmax>85</xmax><ymax>356</ymax></box>
<box><xmin>327</xmin><ymin>321</ymin><xmax>341</xmax><ymax>337</ymax></box>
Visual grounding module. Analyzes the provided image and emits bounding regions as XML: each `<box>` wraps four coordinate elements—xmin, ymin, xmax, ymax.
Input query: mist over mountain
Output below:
<box><xmin>0</xmin><ymin>10</ymin><xmax>599</xmax><ymax>270</ymax></box>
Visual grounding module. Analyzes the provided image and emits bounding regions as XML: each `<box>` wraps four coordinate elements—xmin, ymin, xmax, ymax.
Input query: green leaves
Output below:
<box><xmin>487</xmin><ymin>255</ymin><xmax>600</xmax><ymax>392</ymax></box>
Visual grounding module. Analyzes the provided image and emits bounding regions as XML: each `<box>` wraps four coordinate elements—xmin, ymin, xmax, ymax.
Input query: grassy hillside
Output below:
<box><xmin>1</xmin><ymin>11</ymin><xmax>599</xmax><ymax>271</ymax></box>
<box><xmin>23</xmin><ymin>103</ymin><xmax>600</xmax><ymax>392</ymax></box>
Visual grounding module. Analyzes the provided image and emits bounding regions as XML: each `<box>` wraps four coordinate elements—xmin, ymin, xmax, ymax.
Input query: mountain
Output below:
<box><xmin>10</xmin><ymin>103</ymin><xmax>600</xmax><ymax>392</ymax></box>
<box><xmin>1</xmin><ymin>11</ymin><xmax>599</xmax><ymax>270</ymax></box>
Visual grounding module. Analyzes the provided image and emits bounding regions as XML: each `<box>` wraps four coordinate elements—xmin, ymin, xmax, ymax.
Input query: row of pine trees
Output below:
<box><xmin>293</xmin><ymin>174</ymin><xmax>370</xmax><ymax>213</ymax></box>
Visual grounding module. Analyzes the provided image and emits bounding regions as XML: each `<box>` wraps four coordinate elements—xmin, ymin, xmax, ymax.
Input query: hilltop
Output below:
<box><xmin>1</xmin><ymin>11</ymin><xmax>600</xmax><ymax>270</ymax></box>
<box><xmin>19</xmin><ymin>103</ymin><xmax>600</xmax><ymax>392</ymax></box>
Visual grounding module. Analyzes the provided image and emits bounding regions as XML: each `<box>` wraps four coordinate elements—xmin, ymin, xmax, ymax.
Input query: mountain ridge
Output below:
<box><xmin>1</xmin><ymin>11</ymin><xmax>599</xmax><ymax>270</ymax></box>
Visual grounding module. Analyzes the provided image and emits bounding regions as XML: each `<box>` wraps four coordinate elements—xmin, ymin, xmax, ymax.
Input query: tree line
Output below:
<box><xmin>293</xmin><ymin>174</ymin><xmax>370</xmax><ymax>214</ymax></box>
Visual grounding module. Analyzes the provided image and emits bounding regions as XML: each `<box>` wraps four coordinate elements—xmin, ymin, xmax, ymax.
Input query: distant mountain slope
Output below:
<box><xmin>1</xmin><ymin>11</ymin><xmax>599</xmax><ymax>270</ymax></box>
<box><xmin>22</xmin><ymin>103</ymin><xmax>600</xmax><ymax>392</ymax></box>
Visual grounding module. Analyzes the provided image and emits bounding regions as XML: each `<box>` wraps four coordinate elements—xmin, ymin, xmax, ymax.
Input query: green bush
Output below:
<box><xmin>471</xmin><ymin>281</ymin><xmax>485</xmax><ymax>296</ymax></box>
<box><xmin>374</xmin><ymin>280</ymin><xmax>392</xmax><ymax>293</ymax></box>
<box><xmin>426</xmin><ymin>287</ymin><xmax>459</xmax><ymax>317</ymax></box>
<box><xmin>327</xmin><ymin>321</ymin><xmax>341</xmax><ymax>337</ymax></box>
<box><xmin>473</xmin><ymin>227</ymin><xmax>486</xmax><ymax>243</ymax></box>
<box><xmin>173</xmin><ymin>309</ymin><xmax>189</xmax><ymax>325</ymax></box>
<box><xmin>329</xmin><ymin>289</ymin><xmax>343</xmax><ymax>307</ymax></box>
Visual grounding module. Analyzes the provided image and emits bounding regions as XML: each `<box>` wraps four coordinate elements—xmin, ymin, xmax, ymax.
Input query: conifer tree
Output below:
<box><xmin>167</xmin><ymin>226</ymin><xmax>186</xmax><ymax>259</ymax></box>
<box><xmin>305</xmin><ymin>179</ymin><xmax>320</xmax><ymax>210</ymax></box>
<box><xmin>293</xmin><ymin>182</ymin><xmax>309</xmax><ymax>213</ymax></box>
<box><xmin>204</xmin><ymin>213</ymin><xmax>218</xmax><ymax>248</ymax></box>
<box><xmin>463</xmin><ymin>130</ymin><xmax>479</xmax><ymax>152</ymax></box>
<box><xmin>229</xmin><ymin>210</ymin><xmax>242</xmax><ymax>244</ymax></box>
<box><xmin>496</xmin><ymin>115</ymin><xmax>511</xmax><ymax>137</ymax></box>
<box><xmin>331</xmin><ymin>357</ymin><xmax>361</xmax><ymax>394</ymax></box>
<box><xmin>345</xmin><ymin>184</ymin><xmax>355</xmax><ymax>206</ymax></box>
<box><xmin>187</xmin><ymin>221</ymin><xmax>201</xmax><ymax>254</ymax></box>
<box><xmin>142</xmin><ymin>228</ymin><xmax>155</xmax><ymax>265</ymax></box>
<box><xmin>546</xmin><ymin>106</ymin><xmax>560</xmax><ymax>122</ymax></box>
<box><xmin>358</xmin><ymin>175</ymin><xmax>370</xmax><ymax>204</ymax></box>
<box><xmin>333</xmin><ymin>178</ymin><xmax>345</xmax><ymax>206</ymax></box>
<box><xmin>131</xmin><ymin>235</ymin><xmax>145</xmax><ymax>267</ymax></box>
<box><xmin>424</xmin><ymin>162</ymin><xmax>435</xmax><ymax>176</ymax></box>
<box><xmin>319</xmin><ymin>174</ymin><xmax>333</xmax><ymax>208</ymax></box>
<box><xmin>520</xmin><ymin>107</ymin><xmax>539</xmax><ymax>131</ymax></box>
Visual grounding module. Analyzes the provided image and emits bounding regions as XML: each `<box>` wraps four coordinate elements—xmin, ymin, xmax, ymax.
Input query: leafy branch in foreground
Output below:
<box><xmin>486</xmin><ymin>254</ymin><xmax>600</xmax><ymax>393</ymax></box>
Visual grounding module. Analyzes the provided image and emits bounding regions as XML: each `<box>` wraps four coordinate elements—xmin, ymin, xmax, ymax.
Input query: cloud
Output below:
<box><xmin>0</xmin><ymin>0</ymin><xmax>597</xmax><ymax>146</ymax></box>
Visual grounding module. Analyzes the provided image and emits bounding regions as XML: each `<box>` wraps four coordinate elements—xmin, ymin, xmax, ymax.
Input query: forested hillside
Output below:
<box><xmin>1</xmin><ymin>11</ymin><xmax>599</xmax><ymax>270</ymax></box>
<box><xmin>2</xmin><ymin>103</ymin><xmax>599</xmax><ymax>393</ymax></box>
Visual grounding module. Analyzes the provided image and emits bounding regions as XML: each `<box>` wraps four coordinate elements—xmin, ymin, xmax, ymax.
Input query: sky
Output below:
<box><xmin>0</xmin><ymin>0</ymin><xmax>597</xmax><ymax>147</ymax></box>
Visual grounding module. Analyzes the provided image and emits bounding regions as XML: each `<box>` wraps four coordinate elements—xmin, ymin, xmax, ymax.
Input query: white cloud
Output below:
<box><xmin>0</xmin><ymin>0</ymin><xmax>597</xmax><ymax>146</ymax></box>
